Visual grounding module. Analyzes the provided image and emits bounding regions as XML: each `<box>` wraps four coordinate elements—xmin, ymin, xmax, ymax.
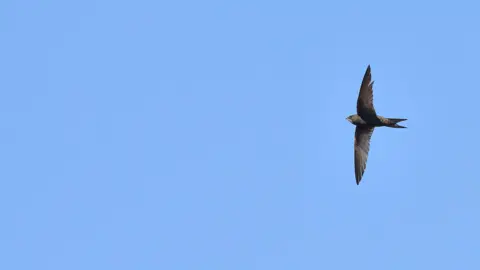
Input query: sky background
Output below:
<box><xmin>1</xmin><ymin>1</ymin><xmax>479</xmax><ymax>269</ymax></box>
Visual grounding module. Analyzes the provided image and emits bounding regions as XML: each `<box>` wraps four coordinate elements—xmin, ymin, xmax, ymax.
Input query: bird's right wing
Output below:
<box><xmin>356</xmin><ymin>65</ymin><xmax>377</xmax><ymax>121</ymax></box>
<box><xmin>354</xmin><ymin>126</ymin><xmax>375</xmax><ymax>185</ymax></box>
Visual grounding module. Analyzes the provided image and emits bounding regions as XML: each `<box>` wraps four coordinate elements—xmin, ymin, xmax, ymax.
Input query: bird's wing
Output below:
<box><xmin>354</xmin><ymin>126</ymin><xmax>375</xmax><ymax>185</ymax></box>
<box><xmin>356</xmin><ymin>65</ymin><xmax>377</xmax><ymax>121</ymax></box>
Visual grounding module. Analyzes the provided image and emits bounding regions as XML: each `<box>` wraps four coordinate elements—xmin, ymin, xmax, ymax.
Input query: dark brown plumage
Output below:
<box><xmin>346</xmin><ymin>65</ymin><xmax>407</xmax><ymax>185</ymax></box>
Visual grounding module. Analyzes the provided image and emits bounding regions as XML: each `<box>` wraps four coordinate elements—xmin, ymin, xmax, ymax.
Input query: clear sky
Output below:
<box><xmin>1</xmin><ymin>0</ymin><xmax>479</xmax><ymax>269</ymax></box>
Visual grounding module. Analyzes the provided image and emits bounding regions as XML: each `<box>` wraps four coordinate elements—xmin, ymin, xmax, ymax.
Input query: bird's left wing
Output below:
<box><xmin>354</xmin><ymin>126</ymin><xmax>375</xmax><ymax>185</ymax></box>
<box><xmin>357</xmin><ymin>65</ymin><xmax>377</xmax><ymax>121</ymax></box>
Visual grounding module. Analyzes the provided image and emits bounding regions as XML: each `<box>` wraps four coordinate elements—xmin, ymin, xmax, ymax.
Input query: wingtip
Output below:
<box><xmin>364</xmin><ymin>65</ymin><xmax>371</xmax><ymax>76</ymax></box>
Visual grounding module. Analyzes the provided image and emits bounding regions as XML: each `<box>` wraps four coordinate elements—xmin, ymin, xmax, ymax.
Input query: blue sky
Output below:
<box><xmin>1</xmin><ymin>0</ymin><xmax>480</xmax><ymax>269</ymax></box>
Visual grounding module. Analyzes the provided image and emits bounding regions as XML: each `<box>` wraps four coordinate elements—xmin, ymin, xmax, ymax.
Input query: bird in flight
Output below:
<box><xmin>346</xmin><ymin>65</ymin><xmax>407</xmax><ymax>185</ymax></box>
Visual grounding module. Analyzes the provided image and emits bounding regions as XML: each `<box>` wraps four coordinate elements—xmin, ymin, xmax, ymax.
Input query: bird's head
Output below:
<box><xmin>346</xmin><ymin>115</ymin><xmax>353</xmax><ymax>123</ymax></box>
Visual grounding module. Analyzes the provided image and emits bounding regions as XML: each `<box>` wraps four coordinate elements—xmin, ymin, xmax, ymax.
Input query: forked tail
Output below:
<box><xmin>387</xmin><ymin>118</ymin><xmax>407</xmax><ymax>128</ymax></box>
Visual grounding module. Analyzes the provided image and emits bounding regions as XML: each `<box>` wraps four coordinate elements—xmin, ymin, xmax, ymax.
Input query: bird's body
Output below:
<box><xmin>346</xmin><ymin>65</ymin><xmax>407</xmax><ymax>185</ymax></box>
<box><xmin>347</xmin><ymin>114</ymin><xmax>406</xmax><ymax>128</ymax></box>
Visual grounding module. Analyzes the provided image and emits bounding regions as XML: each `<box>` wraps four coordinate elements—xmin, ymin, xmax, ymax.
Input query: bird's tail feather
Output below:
<box><xmin>387</xmin><ymin>118</ymin><xmax>407</xmax><ymax>124</ymax></box>
<box><xmin>387</xmin><ymin>118</ymin><xmax>407</xmax><ymax>128</ymax></box>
